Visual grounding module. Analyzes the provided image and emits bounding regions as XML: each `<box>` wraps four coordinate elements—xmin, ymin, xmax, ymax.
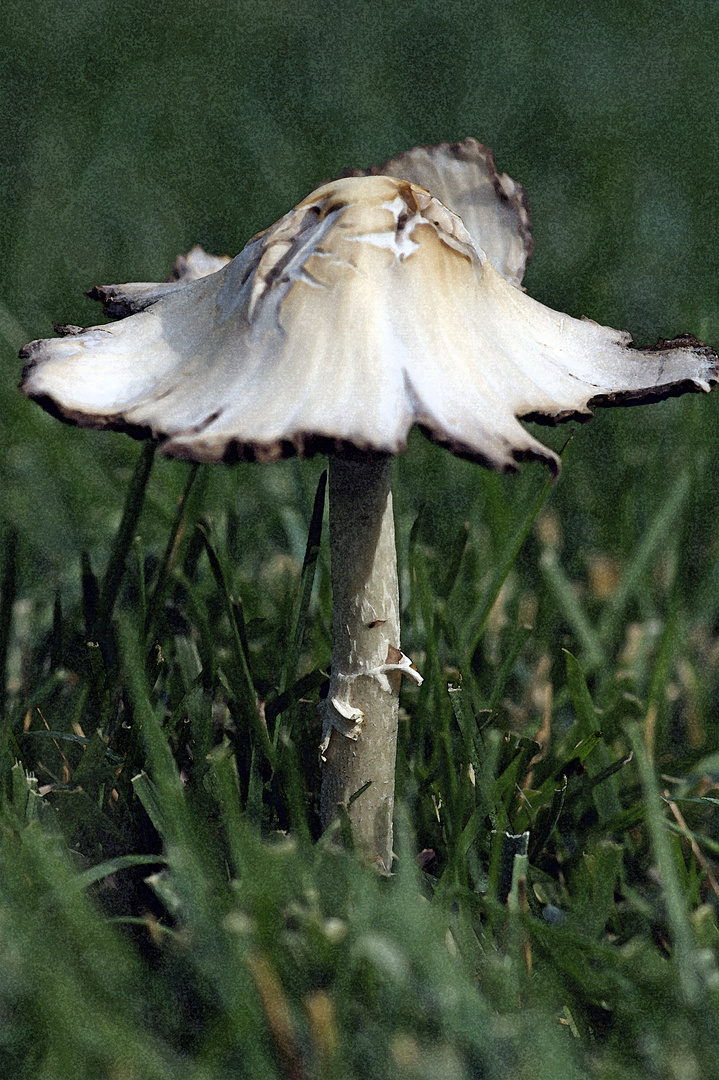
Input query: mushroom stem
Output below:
<box><xmin>319</xmin><ymin>454</ymin><xmax>402</xmax><ymax>870</ymax></box>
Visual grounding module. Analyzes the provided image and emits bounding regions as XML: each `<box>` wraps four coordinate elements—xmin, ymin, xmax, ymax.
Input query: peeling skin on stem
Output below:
<box><xmin>318</xmin><ymin>454</ymin><xmax>420</xmax><ymax>869</ymax></box>
<box><xmin>319</xmin><ymin>644</ymin><xmax>423</xmax><ymax>760</ymax></box>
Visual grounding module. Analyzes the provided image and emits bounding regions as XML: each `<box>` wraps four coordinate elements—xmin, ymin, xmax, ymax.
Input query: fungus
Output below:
<box><xmin>20</xmin><ymin>140</ymin><xmax>718</xmax><ymax>870</ymax></box>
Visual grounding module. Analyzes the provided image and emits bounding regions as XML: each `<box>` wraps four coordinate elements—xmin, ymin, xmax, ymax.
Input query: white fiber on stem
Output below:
<box><xmin>319</xmin><ymin>455</ymin><xmax>402</xmax><ymax>870</ymax></box>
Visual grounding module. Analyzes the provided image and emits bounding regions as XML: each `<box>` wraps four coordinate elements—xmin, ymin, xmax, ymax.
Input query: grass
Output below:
<box><xmin>4</xmin><ymin>1</ymin><xmax>719</xmax><ymax>1075</ymax></box>
<box><xmin>3</xmin><ymin>419</ymin><xmax>719</xmax><ymax>1078</ymax></box>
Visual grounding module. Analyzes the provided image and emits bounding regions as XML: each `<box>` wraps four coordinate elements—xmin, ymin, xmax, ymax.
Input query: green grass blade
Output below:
<box><xmin>278</xmin><ymin>468</ymin><xmax>326</xmax><ymax>702</ymax></box>
<box><xmin>94</xmin><ymin>441</ymin><xmax>157</xmax><ymax>637</ymax></box>
<box><xmin>487</xmin><ymin>624</ymin><xmax>533</xmax><ymax>713</ymax></box>
<box><xmin>265</xmin><ymin>669</ymin><xmax>327</xmax><ymax>725</ymax></box>
<box><xmin>145</xmin><ymin>462</ymin><xmax>201</xmax><ymax>643</ymax></box>
<box><xmin>563</xmin><ymin>649</ymin><xmax>599</xmax><ymax>738</ymax></box>
<box><xmin>438</xmin><ymin>520</ymin><xmax>470</xmax><ymax>601</ymax></box>
<box><xmin>51</xmin><ymin>587</ymin><xmax>63</xmax><ymax>670</ymax></box>
<box><xmin>196</xmin><ymin>522</ymin><xmax>275</xmax><ymax>768</ymax></box>
<box><xmin>528</xmin><ymin>775</ymin><xmax>568</xmax><ymax>863</ymax></box>
<box><xmin>76</xmin><ymin>853</ymin><xmax>169</xmax><ymax>890</ymax></box>
<box><xmin>81</xmin><ymin>549</ymin><xmax>99</xmax><ymax>634</ymax></box>
<box><xmin>540</xmin><ymin>547</ymin><xmax>605</xmax><ymax>670</ymax></box>
<box><xmin>564</xmin><ymin>650</ymin><xmax>621</xmax><ymax>822</ymax></box>
<box><xmin>205</xmin><ymin>738</ymin><xmax>248</xmax><ymax>877</ymax></box>
<box><xmin>568</xmin><ymin>839</ymin><xmax>623</xmax><ymax>939</ymax></box>
<box><xmin>448</xmin><ymin>682</ymin><xmax>480</xmax><ymax>758</ymax></box>
<box><xmin>276</xmin><ymin>730</ymin><xmax>312</xmax><ymax>843</ymax></box>
<box><xmin>133</xmin><ymin>536</ymin><xmax>148</xmax><ymax>643</ymax></box>
<box><xmin>0</xmin><ymin>528</ymin><xmax>17</xmax><ymax>720</ymax></box>
<box><xmin>467</xmin><ymin>470</ymin><xmax>555</xmax><ymax>666</ymax></box>
<box><xmin>627</xmin><ymin>721</ymin><xmax>702</xmax><ymax>1005</ymax></box>
<box><xmin>598</xmin><ymin>470</ymin><xmax>689</xmax><ymax>650</ymax></box>
<box><xmin>409</xmin><ymin>508</ymin><xmax>442</xmax><ymax>684</ymax></box>
<box><xmin>132</xmin><ymin>770</ymin><xmax>169</xmax><ymax>839</ymax></box>
<box><xmin>644</xmin><ymin>588</ymin><xmax>681</xmax><ymax>759</ymax></box>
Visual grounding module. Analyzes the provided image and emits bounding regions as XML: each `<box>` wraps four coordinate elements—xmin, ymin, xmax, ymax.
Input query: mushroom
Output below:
<box><xmin>20</xmin><ymin>139</ymin><xmax>718</xmax><ymax>871</ymax></box>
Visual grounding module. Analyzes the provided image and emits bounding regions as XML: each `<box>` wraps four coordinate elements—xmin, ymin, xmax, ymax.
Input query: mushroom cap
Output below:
<box><xmin>355</xmin><ymin>138</ymin><xmax>533</xmax><ymax>289</ymax></box>
<box><xmin>20</xmin><ymin>144</ymin><xmax>718</xmax><ymax>473</ymax></box>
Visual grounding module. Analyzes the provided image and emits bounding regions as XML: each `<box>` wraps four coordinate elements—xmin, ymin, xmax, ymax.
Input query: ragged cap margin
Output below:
<box><xmin>18</xmin><ymin>146</ymin><xmax>719</xmax><ymax>477</ymax></box>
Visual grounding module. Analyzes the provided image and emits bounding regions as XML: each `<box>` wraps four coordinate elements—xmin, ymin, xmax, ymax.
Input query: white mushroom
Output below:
<box><xmin>20</xmin><ymin>140</ymin><xmax>718</xmax><ymax>870</ymax></box>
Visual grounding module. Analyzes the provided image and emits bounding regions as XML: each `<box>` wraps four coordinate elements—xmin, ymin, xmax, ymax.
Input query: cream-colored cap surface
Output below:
<box><xmin>21</xmin><ymin>144</ymin><xmax>718</xmax><ymax>472</ymax></box>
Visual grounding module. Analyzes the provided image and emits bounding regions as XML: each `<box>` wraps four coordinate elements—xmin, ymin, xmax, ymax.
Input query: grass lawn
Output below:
<box><xmin>3</xmin><ymin>3</ymin><xmax>719</xmax><ymax>1077</ymax></box>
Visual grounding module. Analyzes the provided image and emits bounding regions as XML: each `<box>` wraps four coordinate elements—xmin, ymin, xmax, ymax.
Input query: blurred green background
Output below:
<box><xmin>1</xmin><ymin>0</ymin><xmax>718</xmax><ymax>597</ymax></box>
